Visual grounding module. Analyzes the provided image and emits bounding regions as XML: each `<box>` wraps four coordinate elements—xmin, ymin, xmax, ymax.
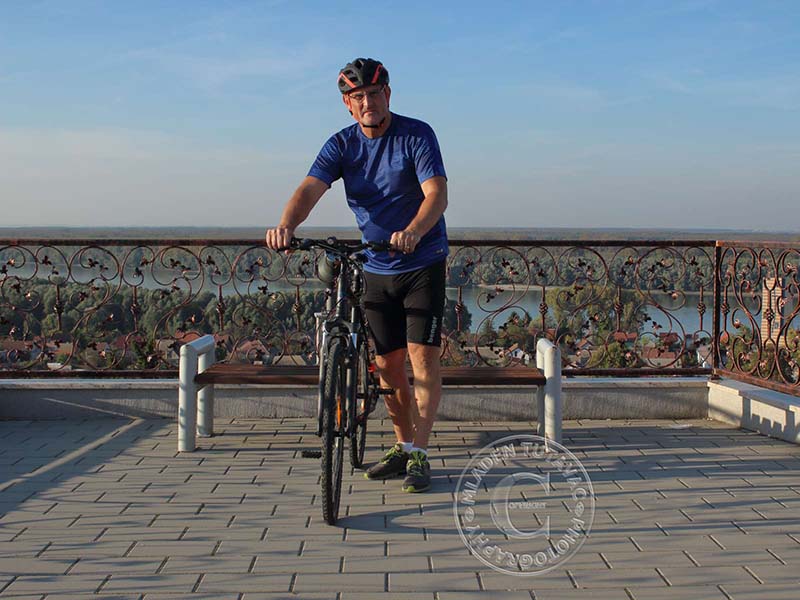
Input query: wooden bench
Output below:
<box><xmin>178</xmin><ymin>336</ymin><xmax>562</xmax><ymax>452</ymax></box>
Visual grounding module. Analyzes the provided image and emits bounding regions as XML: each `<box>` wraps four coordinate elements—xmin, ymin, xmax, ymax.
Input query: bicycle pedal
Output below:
<box><xmin>301</xmin><ymin>449</ymin><xmax>322</xmax><ymax>458</ymax></box>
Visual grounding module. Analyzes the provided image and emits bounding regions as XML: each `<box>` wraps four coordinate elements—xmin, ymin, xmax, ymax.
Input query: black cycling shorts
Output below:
<box><xmin>362</xmin><ymin>260</ymin><xmax>446</xmax><ymax>356</ymax></box>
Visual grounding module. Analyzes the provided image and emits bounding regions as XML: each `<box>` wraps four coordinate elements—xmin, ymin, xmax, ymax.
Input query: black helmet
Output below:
<box><xmin>338</xmin><ymin>58</ymin><xmax>389</xmax><ymax>94</ymax></box>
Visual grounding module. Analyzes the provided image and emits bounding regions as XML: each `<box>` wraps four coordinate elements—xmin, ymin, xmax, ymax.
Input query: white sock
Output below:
<box><xmin>399</xmin><ymin>441</ymin><xmax>413</xmax><ymax>453</ymax></box>
<box><xmin>410</xmin><ymin>446</ymin><xmax>427</xmax><ymax>457</ymax></box>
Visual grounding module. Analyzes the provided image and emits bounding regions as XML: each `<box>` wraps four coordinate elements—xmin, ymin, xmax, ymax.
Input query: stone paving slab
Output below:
<box><xmin>100</xmin><ymin>573</ymin><xmax>200</xmax><ymax>594</ymax></box>
<box><xmin>745</xmin><ymin>563</ymin><xmax>800</xmax><ymax>583</ymax></box>
<box><xmin>69</xmin><ymin>556</ymin><xmax>166</xmax><ymax>576</ymax></box>
<box><xmin>238</xmin><ymin>594</ymin><xmax>334</xmax><ymax>600</ymax></box>
<box><xmin>480</xmin><ymin>569</ymin><xmax>575</xmax><ymax>589</ymax></box>
<box><xmin>771</xmin><ymin>544</ymin><xmax>800</xmax><ymax>565</ymax></box>
<box><xmin>718</xmin><ymin>583</ymin><xmax>800</xmax><ymax>599</ymax></box>
<box><xmin>0</xmin><ymin>557</ymin><xmax>75</xmax><ymax>576</ymax></box>
<box><xmin>389</xmin><ymin>571</ymin><xmax>481</xmax><ymax>592</ymax></box>
<box><xmin>0</xmin><ymin>416</ymin><xmax>798</xmax><ymax>597</ymax></box>
<box><xmin>139</xmin><ymin>595</ymin><xmax>241</xmax><ymax>600</ymax></box>
<box><xmin>659</xmin><ymin>564</ymin><xmax>759</xmax><ymax>586</ymax></box>
<box><xmin>1</xmin><ymin>574</ymin><xmax>107</xmax><ymax>595</ymax></box>
<box><xmin>621</xmin><ymin>588</ymin><xmax>729</xmax><ymax>600</ymax></box>
<box><xmin>562</xmin><ymin>566</ymin><xmax>666</xmax><ymax>589</ymax></box>
<box><xmin>438</xmin><ymin>593</ymin><xmax>531</xmax><ymax>600</ymax></box>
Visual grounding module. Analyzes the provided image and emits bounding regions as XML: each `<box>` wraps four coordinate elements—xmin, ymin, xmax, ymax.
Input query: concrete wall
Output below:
<box><xmin>1</xmin><ymin>377</ymin><xmax>709</xmax><ymax>421</ymax></box>
<box><xmin>6</xmin><ymin>377</ymin><xmax>800</xmax><ymax>447</ymax></box>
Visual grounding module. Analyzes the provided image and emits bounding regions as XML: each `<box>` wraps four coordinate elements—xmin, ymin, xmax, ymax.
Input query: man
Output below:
<box><xmin>265</xmin><ymin>58</ymin><xmax>448</xmax><ymax>493</ymax></box>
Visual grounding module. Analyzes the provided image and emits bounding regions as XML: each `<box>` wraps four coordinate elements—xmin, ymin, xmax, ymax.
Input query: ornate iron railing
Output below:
<box><xmin>714</xmin><ymin>240</ymin><xmax>800</xmax><ymax>395</ymax></box>
<box><xmin>0</xmin><ymin>238</ymin><xmax>721</xmax><ymax>379</ymax></box>
<box><xmin>447</xmin><ymin>240</ymin><xmax>715</xmax><ymax>375</ymax></box>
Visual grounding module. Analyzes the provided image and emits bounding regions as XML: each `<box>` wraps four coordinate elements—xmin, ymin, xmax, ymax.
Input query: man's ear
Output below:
<box><xmin>342</xmin><ymin>94</ymin><xmax>354</xmax><ymax>116</ymax></box>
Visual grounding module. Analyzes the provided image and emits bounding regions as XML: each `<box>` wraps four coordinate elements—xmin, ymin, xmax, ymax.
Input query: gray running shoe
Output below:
<box><xmin>364</xmin><ymin>443</ymin><xmax>409</xmax><ymax>480</ymax></box>
<box><xmin>401</xmin><ymin>450</ymin><xmax>431</xmax><ymax>493</ymax></box>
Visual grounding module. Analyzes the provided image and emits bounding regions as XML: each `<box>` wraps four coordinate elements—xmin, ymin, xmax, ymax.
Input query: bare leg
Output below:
<box><xmin>407</xmin><ymin>343</ymin><xmax>441</xmax><ymax>449</ymax></box>
<box><xmin>374</xmin><ymin>348</ymin><xmax>413</xmax><ymax>444</ymax></box>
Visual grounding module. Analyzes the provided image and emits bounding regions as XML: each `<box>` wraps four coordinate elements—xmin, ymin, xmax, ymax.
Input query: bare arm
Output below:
<box><xmin>390</xmin><ymin>176</ymin><xmax>448</xmax><ymax>253</ymax></box>
<box><xmin>265</xmin><ymin>176</ymin><xmax>330</xmax><ymax>249</ymax></box>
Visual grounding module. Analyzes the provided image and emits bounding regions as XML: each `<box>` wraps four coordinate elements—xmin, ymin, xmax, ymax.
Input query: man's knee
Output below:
<box><xmin>375</xmin><ymin>348</ymin><xmax>407</xmax><ymax>385</ymax></box>
<box><xmin>407</xmin><ymin>343</ymin><xmax>441</xmax><ymax>378</ymax></box>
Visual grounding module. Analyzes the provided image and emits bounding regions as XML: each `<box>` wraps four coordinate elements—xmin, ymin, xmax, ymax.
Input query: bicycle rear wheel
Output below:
<box><xmin>350</xmin><ymin>341</ymin><xmax>374</xmax><ymax>469</ymax></box>
<box><xmin>321</xmin><ymin>339</ymin><xmax>346</xmax><ymax>525</ymax></box>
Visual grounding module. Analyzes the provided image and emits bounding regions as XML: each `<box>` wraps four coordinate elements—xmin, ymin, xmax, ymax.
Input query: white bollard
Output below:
<box><xmin>178</xmin><ymin>335</ymin><xmax>216</xmax><ymax>451</ymax></box>
<box><xmin>178</xmin><ymin>343</ymin><xmax>198</xmax><ymax>452</ymax></box>
<box><xmin>536</xmin><ymin>338</ymin><xmax>563</xmax><ymax>444</ymax></box>
<box><xmin>543</xmin><ymin>343</ymin><xmax>562</xmax><ymax>444</ymax></box>
<box><xmin>535</xmin><ymin>341</ymin><xmax>546</xmax><ymax>437</ymax></box>
<box><xmin>197</xmin><ymin>349</ymin><xmax>216</xmax><ymax>438</ymax></box>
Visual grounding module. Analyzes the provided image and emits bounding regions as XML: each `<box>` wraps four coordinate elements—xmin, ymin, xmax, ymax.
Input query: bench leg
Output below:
<box><xmin>178</xmin><ymin>344</ymin><xmax>198</xmax><ymax>452</ymax></box>
<box><xmin>197</xmin><ymin>351</ymin><xmax>215</xmax><ymax>438</ymax></box>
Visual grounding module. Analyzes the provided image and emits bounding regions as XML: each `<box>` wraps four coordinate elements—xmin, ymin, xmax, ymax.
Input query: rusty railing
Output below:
<box><xmin>0</xmin><ymin>237</ymin><xmax>725</xmax><ymax>381</ymax></box>
<box><xmin>713</xmin><ymin>240</ymin><xmax>800</xmax><ymax>395</ymax></box>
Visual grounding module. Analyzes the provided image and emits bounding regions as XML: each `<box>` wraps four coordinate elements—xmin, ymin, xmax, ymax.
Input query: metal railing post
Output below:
<box><xmin>712</xmin><ymin>243</ymin><xmax>722</xmax><ymax>371</ymax></box>
<box><xmin>197</xmin><ymin>349</ymin><xmax>216</xmax><ymax>438</ymax></box>
<box><xmin>544</xmin><ymin>343</ymin><xmax>563</xmax><ymax>444</ymax></box>
<box><xmin>178</xmin><ymin>343</ymin><xmax>198</xmax><ymax>452</ymax></box>
<box><xmin>537</xmin><ymin>338</ymin><xmax>562</xmax><ymax>443</ymax></box>
<box><xmin>535</xmin><ymin>341</ymin><xmax>546</xmax><ymax>437</ymax></box>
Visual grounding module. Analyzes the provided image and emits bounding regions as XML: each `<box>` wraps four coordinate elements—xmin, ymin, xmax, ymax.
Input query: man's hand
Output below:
<box><xmin>390</xmin><ymin>229</ymin><xmax>421</xmax><ymax>254</ymax></box>
<box><xmin>389</xmin><ymin>176</ymin><xmax>447</xmax><ymax>256</ymax></box>
<box><xmin>265</xmin><ymin>176</ymin><xmax>330</xmax><ymax>252</ymax></box>
<box><xmin>265</xmin><ymin>226</ymin><xmax>294</xmax><ymax>251</ymax></box>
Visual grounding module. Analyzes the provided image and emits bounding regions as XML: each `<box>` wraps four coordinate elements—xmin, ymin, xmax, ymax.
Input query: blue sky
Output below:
<box><xmin>2</xmin><ymin>0</ymin><xmax>798</xmax><ymax>230</ymax></box>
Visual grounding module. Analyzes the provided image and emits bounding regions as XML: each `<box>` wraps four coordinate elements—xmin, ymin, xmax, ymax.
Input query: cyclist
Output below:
<box><xmin>265</xmin><ymin>57</ymin><xmax>448</xmax><ymax>493</ymax></box>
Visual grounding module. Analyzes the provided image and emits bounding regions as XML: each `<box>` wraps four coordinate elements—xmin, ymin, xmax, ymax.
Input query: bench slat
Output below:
<box><xmin>196</xmin><ymin>364</ymin><xmax>545</xmax><ymax>386</ymax></box>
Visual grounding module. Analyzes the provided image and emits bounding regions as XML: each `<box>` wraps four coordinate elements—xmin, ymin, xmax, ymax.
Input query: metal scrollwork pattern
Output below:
<box><xmin>440</xmin><ymin>241</ymin><xmax>715</xmax><ymax>373</ymax></box>
<box><xmin>0</xmin><ymin>237</ymin><xmax>759</xmax><ymax>385</ymax></box>
<box><xmin>715</xmin><ymin>242</ymin><xmax>800</xmax><ymax>394</ymax></box>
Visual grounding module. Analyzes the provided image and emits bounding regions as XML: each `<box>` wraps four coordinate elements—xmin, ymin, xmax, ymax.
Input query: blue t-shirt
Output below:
<box><xmin>307</xmin><ymin>112</ymin><xmax>448</xmax><ymax>274</ymax></box>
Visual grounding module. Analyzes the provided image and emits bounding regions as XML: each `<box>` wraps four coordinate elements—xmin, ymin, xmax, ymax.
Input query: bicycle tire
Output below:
<box><xmin>321</xmin><ymin>339</ymin><xmax>346</xmax><ymax>525</ymax></box>
<box><xmin>349</xmin><ymin>341</ymin><xmax>372</xmax><ymax>469</ymax></box>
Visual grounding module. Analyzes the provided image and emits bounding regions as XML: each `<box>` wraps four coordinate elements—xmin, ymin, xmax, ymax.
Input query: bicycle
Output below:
<box><xmin>281</xmin><ymin>236</ymin><xmax>393</xmax><ymax>525</ymax></box>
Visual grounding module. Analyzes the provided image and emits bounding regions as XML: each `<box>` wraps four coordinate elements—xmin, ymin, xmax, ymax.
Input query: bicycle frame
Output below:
<box><xmin>316</xmin><ymin>252</ymin><xmax>368</xmax><ymax>438</ymax></box>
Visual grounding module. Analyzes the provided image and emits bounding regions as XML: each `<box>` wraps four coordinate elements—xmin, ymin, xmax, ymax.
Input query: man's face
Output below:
<box><xmin>343</xmin><ymin>84</ymin><xmax>391</xmax><ymax>127</ymax></box>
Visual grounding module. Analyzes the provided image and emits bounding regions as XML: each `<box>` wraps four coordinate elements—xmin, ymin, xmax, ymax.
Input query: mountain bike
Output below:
<box><xmin>283</xmin><ymin>237</ymin><xmax>392</xmax><ymax>525</ymax></box>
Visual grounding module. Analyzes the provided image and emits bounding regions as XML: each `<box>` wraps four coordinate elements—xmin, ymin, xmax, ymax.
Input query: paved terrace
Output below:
<box><xmin>0</xmin><ymin>417</ymin><xmax>799</xmax><ymax>600</ymax></box>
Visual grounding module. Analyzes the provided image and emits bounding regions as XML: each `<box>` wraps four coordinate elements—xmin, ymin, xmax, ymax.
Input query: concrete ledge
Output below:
<box><xmin>564</xmin><ymin>376</ymin><xmax>708</xmax><ymax>419</ymax></box>
<box><xmin>1</xmin><ymin>377</ymin><xmax>709</xmax><ymax>421</ymax></box>
<box><xmin>708</xmin><ymin>378</ymin><xmax>800</xmax><ymax>444</ymax></box>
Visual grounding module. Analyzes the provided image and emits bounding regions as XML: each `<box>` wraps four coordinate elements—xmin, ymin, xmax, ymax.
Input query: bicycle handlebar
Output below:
<box><xmin>276</xmin><ymin>236</ymin><xmax>392</xmax><ymax>256</ymax></box>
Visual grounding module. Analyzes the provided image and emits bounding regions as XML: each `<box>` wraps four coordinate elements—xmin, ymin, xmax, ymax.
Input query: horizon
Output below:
<box><xmin>2</xmin><ymin>1</ymin><xmax>798</xmax><ymax>230</ymax></box>
<box><xmin>2</xmin><ymin>224</ymin><xmax>799</xmax><ymax>232</ymax></box>
<box><xmin>3</xmin><ymin>224</ymin><xmax>800</xmax><ymax>243</ymax></box>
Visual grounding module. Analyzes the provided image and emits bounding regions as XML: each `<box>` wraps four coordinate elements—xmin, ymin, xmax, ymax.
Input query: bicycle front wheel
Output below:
<box><xmin>321</xmin><ymin>339</ymin><xmax>346</xmax><ymax>525</ymax></box>
<box><xmin>350</xmin><ymin>341</ymin><xmax>374</xmax><ymax>469</ymax></box>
